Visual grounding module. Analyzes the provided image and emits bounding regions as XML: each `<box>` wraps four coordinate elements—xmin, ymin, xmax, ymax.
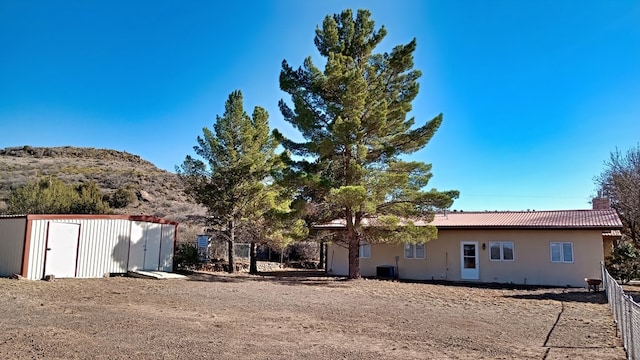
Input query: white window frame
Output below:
<box><xmin>550</xmin><ymin>242</ymin><xmax>574</xmax><ymax>263</ymax></box>
<box><xmin>489</xmin><ymin>241</ymin><xmax>515</xmax><ymax>261</ymax></box>
<box><xmin>404</xmin><ymin>243</ymin><xmax>426</xmax><ymax>259</ymax></box>
<box><xmin>359</xmin><ymin>243</ymin><xmax>371</xmax><ymax>259</ymax></box>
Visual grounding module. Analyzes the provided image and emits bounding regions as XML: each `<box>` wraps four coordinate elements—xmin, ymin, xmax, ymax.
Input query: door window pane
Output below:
<box><xmin>464</xmin><ymin>244</ymin><xmax>475</xmax><ymax>256</ymax></box>
<box><xmin>464</xmin><ymin>256</ymin><xmax>476</xmax><ymax>269</ymax></box>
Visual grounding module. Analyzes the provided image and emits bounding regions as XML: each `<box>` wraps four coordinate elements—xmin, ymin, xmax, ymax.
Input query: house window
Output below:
<box><xmin>550</xmin><ymin>242</ymin><xmax>573</xmax><ymax>263</ymax></box>
<box><xmin>404</xmin><ymin>243</ymin><xmax>426</xmax><ymax>259</ymax></box>
<box><xmin>359</xmin><ymin>243</ymin><xmax>371</xmax><ymax>259</ymax></box>
<box><xmin>489</xmin><ymin>242</ymin><xmax>514</xmax><ymax>261</ymax></box>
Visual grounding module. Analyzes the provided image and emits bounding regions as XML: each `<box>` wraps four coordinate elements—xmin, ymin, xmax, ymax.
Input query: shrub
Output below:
<box><xmin>174</xmin><ymin>242</ymin><xmax>200</xmax><ymax>271</ymax></box>
<box><xmin>285</xmin><ymin>241</ymin><xmax>319</xmax><ymax>261</ymax></box>
<box><xmin>606</xmin><ymin>239</ymin><xmax>640</xmax><ymax>284</ymax></box>
<box><xmin>109</xmin><ymin>186</ymin><xmax>137</xmax><ymax>208</ymax></box>
<box><xmin>7</xmin><ymin>176</ymin><xmax>110</xmax><ymax>214</ymax></box>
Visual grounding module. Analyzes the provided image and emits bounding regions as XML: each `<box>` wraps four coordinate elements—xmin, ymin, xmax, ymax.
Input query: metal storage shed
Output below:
<box><xmin>0</xmin><ymin>214</ymin><xmax>178</xmax><ymax>280</ymax></box>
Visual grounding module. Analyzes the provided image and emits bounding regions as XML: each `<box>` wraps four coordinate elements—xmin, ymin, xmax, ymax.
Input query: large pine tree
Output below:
<box><xmin>276</xmin><ymin>9</ymin><xmax>458</xmax><ymax>279</ymax></box>
<box><xmin>178</xmin><ymin>90</ymin><xmax>281</xmax><ymax>273</ymax></box>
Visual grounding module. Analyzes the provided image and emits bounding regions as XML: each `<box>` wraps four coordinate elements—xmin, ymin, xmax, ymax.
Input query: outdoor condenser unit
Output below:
<box><xmin>376</xmin><ymin>265</ymin><xmax>396</xmax><ymax>279</ymax></box>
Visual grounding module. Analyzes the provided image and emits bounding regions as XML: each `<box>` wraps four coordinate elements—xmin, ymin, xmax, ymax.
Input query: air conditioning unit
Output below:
<box><xmin>376</xmin><ymin>265</ymin><xmax>396</xmax><ymax>279</ymax></box>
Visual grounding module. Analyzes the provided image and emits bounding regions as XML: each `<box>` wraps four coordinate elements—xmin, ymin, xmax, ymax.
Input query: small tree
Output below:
<box><xmin>595</xmin><ymin>145</ymin><xmax>640</xmax><ymax>246</ymax></box>
<box><xmin>178</xmin><ymin>90</ymin><xmax>282</xmax><ymax>273</ymax></box>
<box><xmin>606</xmin><ymin>238</ymin><xmax>640</xmax><ymax>284</ymax></box>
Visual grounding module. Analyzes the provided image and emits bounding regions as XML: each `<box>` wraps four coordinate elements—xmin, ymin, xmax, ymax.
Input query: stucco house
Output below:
<box><xmin>322</xmin><ymin>206</ymin><xmax>622</xmax><ymax>287</ymax></box>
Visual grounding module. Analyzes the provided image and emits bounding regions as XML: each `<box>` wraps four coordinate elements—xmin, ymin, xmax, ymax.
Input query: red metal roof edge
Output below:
<box><xmin>432</xmin><ymin>225</ymin><xmax>622</xmax><ymax>230</ymax></box>
<box><xmin>314</xmin><ymin>224</ymin><xmax>622</xmax><ymax>230</ymax></box>
<box><xmin>312</xmin><ymin>209</ymin><xmax>622</xmax><ymax>230</ymax></box>
<box><xmin>23</xmin><ymin>214</ymin><xmax>179</xmax><ymax>226</ymax></box>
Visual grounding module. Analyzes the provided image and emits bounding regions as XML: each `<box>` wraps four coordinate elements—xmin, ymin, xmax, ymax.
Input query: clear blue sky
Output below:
<box><xmin>1</xmin><ymin>1</ymin><xmax>639</xmax><ymax>211</ymax></box>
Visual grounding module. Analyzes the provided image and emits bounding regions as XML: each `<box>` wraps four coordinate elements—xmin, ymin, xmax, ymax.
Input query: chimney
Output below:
<box><xmin>592</xmin><ymin>197</ymin><xmax>610</xmax><ymax>210</ymax></box>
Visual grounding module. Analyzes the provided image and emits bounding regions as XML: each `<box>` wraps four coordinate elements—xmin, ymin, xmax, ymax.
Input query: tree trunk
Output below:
<box><xmin>227</xmin><ymin>219</ymin><xmax>235</xmax><ymax>273</ymax></box>
<box><xmin>249</xmin><ymin>241</ymin><xmax>258</xmax><ymax>274</ymax></box>
<box><xmin>319</xmin><ymin>241</ymin><xmax>325</xmax><ymax>269</ymax></box>
<box><xmin>347</xmin><ymin>233</ymin><xmax>360</xmax><ymax>279</ymax></box>
<box><xmin>324</xmin><ymin>242</ymin><xmax>329</xmax><ymax>272</ymax></box>
<box><xmin>346</xmin><ymin>208</ymin><xmax>360</xmax><ymax>279</ymax></box>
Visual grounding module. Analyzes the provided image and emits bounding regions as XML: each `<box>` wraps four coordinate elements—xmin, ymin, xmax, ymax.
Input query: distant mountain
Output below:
<box><xmin>0</xmin><ymin>146</ymin><xmax>206</xmax><ymax>228</ymax></box>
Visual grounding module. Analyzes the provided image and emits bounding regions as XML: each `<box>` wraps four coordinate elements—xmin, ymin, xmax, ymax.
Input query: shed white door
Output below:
<box><xmin>143</xmin><ymin>223</ymin><xmax>161</xmax><ymax>270</ymax></box>
<box><xmin>128</xmin><ymin>222</ymin><xmax>161</xmax><ymax>271</ymax></box>
<box><xmin>461</xmin><ymin>241</ymin><xmax>479</xmax><ymax>280</ymax></box>
<box><xmin>44</xmin><ymin>222</ymin><xmax>80</xmax><ymax>278</ymax></box>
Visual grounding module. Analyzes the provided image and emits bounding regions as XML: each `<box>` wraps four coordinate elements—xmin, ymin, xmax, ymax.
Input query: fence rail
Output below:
<box><xmin>602</xmin><ymin>262</ymin><xmax>640</xmax><ymax>360</ymax></box>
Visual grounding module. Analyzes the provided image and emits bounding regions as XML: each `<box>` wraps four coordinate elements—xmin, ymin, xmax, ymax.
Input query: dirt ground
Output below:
<box><xmin>0</xmin><ymin>270</ymin><xmax>626</xmax><ymax>359</ymax></box>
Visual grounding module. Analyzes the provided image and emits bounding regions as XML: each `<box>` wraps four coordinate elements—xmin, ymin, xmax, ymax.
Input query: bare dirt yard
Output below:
<box><xmin>0</xmin><ymin>270</ymin><xmax>625</xmax><ymax>359</ymax></box>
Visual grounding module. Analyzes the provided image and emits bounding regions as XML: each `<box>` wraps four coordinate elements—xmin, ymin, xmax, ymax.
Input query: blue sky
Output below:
<box><xmin>1</xmin><ymin>1</ymin><xmax>639</xmax><ymax>211</ymax></box>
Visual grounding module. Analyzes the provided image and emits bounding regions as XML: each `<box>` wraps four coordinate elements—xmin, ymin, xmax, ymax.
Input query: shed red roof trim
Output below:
<box><xmin>12</xmin><ymin>214</ymin><xmax>180</xmax><ymax>226</ymax></box>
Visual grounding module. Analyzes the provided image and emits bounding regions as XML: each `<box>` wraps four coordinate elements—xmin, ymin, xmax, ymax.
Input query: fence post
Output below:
<box><xmin>627</xmin><ymin>291</ymin><xmax>632</xmax><ymax>354</ymax></box>
<box><xmin>628</xmin><ymin>295</ymin><xmax>636</xmax><ymax>360</ymax></box>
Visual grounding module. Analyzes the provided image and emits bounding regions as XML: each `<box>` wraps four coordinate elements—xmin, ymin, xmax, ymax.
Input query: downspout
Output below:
<box><xmin>395</xmin><ymin>255</ymin><xmax>399</xmax><ymax>280</ymax></box>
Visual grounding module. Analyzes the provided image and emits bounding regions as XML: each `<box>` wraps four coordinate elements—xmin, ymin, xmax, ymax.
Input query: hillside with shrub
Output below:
<box><xmin>0</xmin><ymin>146</ymin><xmax>206</xmax><ymax>232</ymax></box>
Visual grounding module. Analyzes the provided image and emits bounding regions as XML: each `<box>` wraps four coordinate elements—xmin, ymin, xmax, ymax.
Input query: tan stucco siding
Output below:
<box><xmin>327</xmin><ymin>243</ymin><xmax>349</xmax><ymax>276</ymax></box>
<box><xmin>327</xmin><ymin>229</ymin><xmax>604</xmax><ymax>287</ymax></box>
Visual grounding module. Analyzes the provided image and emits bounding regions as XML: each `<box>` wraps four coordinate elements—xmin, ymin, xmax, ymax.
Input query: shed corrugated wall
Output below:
<box><xmin>27</xmin><ymin>218</ymin><xmax>132</xmax><ymax>280</ymax></box>
<box><xmin>0</xmin><ymin>217</ymin><xmax>27</xmax><ymax>277</ymax></box>
<box><xmin>27</xmin><ymin>219</ymin><xmax>48</xmax><ymax>280</ymax></box>
<box><xmin>75</xmin><ymin>219</ymin><xmax>131</xmax><ymax>278</ymax></box>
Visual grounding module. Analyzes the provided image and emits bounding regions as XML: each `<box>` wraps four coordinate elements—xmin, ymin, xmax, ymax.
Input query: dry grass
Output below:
<box><xmin>0</xmin><ymin>271</ymin><xmax>625</xmax><ymax>359</ymax></box>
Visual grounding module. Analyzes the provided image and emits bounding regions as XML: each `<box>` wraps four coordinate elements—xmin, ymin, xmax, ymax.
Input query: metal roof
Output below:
<box><xmin>426</xmin><ymin>210</ymin><xmax>622</xmax><ymax>229</ymax></box>
<box><xmin>0</xmin><ymin>214</ymin><xmax>178</xmax><ymax>225</ymax></box>
<box><xmin>316</xmin><ymin>209</ymin><xmax>622</xmax><ymax>230</ymax></box>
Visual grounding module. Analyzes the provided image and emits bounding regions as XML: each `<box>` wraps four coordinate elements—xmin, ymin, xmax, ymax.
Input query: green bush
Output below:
<box><xmin>606</xmin><ymin>239</ymin><xmax>640</xmax><ymax>284</ymax></box>
<box><xmin>7</xmin><ymin>176</ymin><xmax>110</xmax><ymax>214</ymax></box>
<box><xmin>109</xmin><ymin>186</ymin><xmax>137</xmax><ymax>208</ymax></box>
<box><xmin>174</xmin><ymin>243</ymin><xmax>200</xmax><ymax>271</ymax></box>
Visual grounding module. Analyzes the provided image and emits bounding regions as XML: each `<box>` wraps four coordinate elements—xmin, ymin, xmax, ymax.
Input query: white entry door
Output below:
<box><xmin>461</xmin><ymin>241</ymin><xmax>479</xmax><ymax>280</ymax></box>
<box><xmin>44</xmin><ymin>222</ymin><xmax>80</xmax><ymax>278</ymax></box>
<box><xmin>143</xmin><ymin>223</ymin><xmax>161</xmax><ymax>270</ymax></box>
<box><xmin>128</xmin><ymin>222</ymin><xmax>162</xmax><ymax>271</ymax></box>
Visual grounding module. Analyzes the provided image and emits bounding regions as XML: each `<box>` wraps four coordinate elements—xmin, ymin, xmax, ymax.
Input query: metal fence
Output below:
<box><xmin>602</xmin><ymin>262</ymin><xmax>640</xmax><ymax>359</ymax></box>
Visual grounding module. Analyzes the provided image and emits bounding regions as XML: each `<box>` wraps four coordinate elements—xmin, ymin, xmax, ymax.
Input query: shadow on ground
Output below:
<box><xmin>183</xmin><ymin>270</ymin><xmax>601</xmax><ymax>296</ymax></box>
<box><xmin>504</xmin><ymin>290</ymin><xmax>608</xmax><ymax>304</ymax></box>
<box><xmin>184</xmin><ymin>270</ymin><xmax>350</xmax><ymax>288</ymax></box>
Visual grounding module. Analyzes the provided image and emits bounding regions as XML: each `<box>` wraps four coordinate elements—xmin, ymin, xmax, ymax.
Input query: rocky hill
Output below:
<box><xmin>0</xmin><ymin>146</ymin><xmax>206</xmax><ymax>230</ymax></box>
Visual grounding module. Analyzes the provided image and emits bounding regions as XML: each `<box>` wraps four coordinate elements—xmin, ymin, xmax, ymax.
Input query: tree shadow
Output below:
<box><xmin>393</xmin><ymin>279</ymin><xmax>556</xmax><ymax>291</ymax></box>
<box><xmin>111</xmin><ymin>234</ymin><xmax>131</xmax><ymax>273</ymax></box>
<box><xmin>185</xmin><ymin>269</ymin><xmax>350</xmax><ymax>288</ymax></box>
<box><xmin>504</xmin><ymin>290</ymin><xmax>608</xmax><ymax>304</ymax></box>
